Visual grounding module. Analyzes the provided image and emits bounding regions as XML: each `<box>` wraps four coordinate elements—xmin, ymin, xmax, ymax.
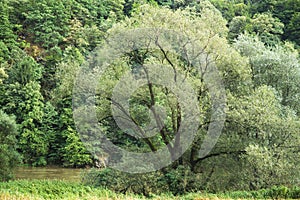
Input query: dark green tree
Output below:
<box><xmin>23</xmin><ymin>0</ymin><xmax>70</xmax><ymax>48</ymax></box>
<box><xmin>249</xmin><ymin>0</ymin><xmax>300</xmax><ymax>46</ymax></box>
<box><xmin>0</xmin><ymin>48</ymin><xmax>49</xmax><ymax>166</ymax></box>
<box><xmin>250</xmin><ymin>13</ymin><xmax>284</xmax><ymax>45</ymax></box>
<box><xmin>287</xmin><ymin>12</ymin><xmax>300</xmax><ymax>46</ymax></box>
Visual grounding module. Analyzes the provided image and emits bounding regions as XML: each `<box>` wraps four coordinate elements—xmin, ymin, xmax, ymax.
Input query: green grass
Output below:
<box><xmin>0</xmin><ymin>180</ymin><xmax>200</xmax><ymax>200</ymax></box>
<box><xmin>0</xmin><ymin>180</ymin><xmax>299</xmax><ymax>200</ymax></box>
<box><xmin>0</xmin><ymin>180</ymin><xmax>137</xmax><ymax>200</ymax></box>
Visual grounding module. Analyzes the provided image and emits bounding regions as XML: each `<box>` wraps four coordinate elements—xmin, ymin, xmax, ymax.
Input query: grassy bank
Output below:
<box><xmin>0</xmin><ymin>180</ymin><xmax>300</xmax><ymax>200</ymax></box>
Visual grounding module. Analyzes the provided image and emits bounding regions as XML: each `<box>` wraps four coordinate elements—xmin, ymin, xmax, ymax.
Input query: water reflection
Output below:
<box><xmin>14</xmin><ymin>166</ymin><xmax>86</xmax><ymax>182</ymax></box>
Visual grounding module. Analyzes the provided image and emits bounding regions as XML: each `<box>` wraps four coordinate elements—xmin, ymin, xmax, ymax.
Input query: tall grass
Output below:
<box><xmin>0</xmin><ymin>180</ymin><xmax>299</xmax><ymax>199</ymax></box>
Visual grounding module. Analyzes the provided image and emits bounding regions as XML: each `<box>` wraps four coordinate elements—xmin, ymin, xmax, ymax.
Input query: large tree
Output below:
<box><xmin>74</xmin><ymin>0</ymin><xmax>246</xmax><ymax>170</ymax></box>
<box><xmin>75</xmin><ymin>2</ymin><xmax>300</xmax><ymax>192</ymax></box>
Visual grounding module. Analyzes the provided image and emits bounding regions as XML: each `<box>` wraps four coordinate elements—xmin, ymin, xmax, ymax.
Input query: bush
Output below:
<box><xmin>82</xmin><ymin>165</ymin><xmax>204</xmax><ymax>196</ymax></box>
<box><xmin>82</xmin><ymin>168</ymin><xmax>165</xmax><ymax>196</ymax></box>
<box><xmin>0</xmin><ymin>110</ymin><xmax>20</xmax><ymax>181</ymax></box>
<box><xmin>82</xmin><ymin>166</ymin><xmax>300</xmax><ymax>198</ymax></box>
<box><xmin>263</xmin><ymin>186</ymin><xmax>300</xmax><ymax>199</ymax></box>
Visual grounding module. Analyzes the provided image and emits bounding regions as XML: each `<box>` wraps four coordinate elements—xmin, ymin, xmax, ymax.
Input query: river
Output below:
<box><xmin>14</xmin><ymin>166</ymin><xmax>87</xmax><ymax>182</ymax></box>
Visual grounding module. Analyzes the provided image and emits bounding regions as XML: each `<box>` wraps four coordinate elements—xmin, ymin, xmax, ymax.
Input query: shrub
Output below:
<box><xmin>82</xmin><ymin>168</ymin><xmax>165</xmax><ymax>196</ymax></box>
<box><xmin>0</xmin><ymin>110</ymin><xmax>21</xmax><ymax>181</ymax></box>
<box><xmin>82</xmin><ymin>165</ymin><xmax>204</xmax><ymax>196</ymax></box>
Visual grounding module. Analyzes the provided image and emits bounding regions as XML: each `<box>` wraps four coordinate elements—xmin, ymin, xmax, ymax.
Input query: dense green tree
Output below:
<box><xmin>228</xmin><ymin>12</ymin><xmax>284</xmax><ymax>45</ymax></box>
<box><xmin>249</xmin><ymin>0</ymin><xmax>300</xmax><ymax>46</ymax></box>
<box><xmin>271</xmin><ymin>0</ymin><xmax>300</xmax><ymax>27</ymax></box>
<box><xmin>62</xmin><ymin>126</ymin><xmax>93</xmax><ymax>167</ymax></box>
<box><xmin>50</xmin><ymin>47</ymin><xmax>93</xmax><ymax>167</ymax></box>
<box><xmin>0</xmin><ymin>1</ymin><xmax>17</xmax><ymax>84</ymax></box>
<box><xmin>0</xmin><ymin>48</ymin><xmax>49</xmax><ymax>166</ymax></box>
<box><xmin>210</xmin><ymin>0</ymin><xmax>250</xmax><ymax>21</ymax></box>
<box><xmin>0</xmin><ymin>1</ymin><xmax>17</xmax><ymax>45</ymax></box>
<box><xmin>2</xmin><ymin>81</ymin><xmax>48</xmax><ymax>166</ymax></box>
<box><xmin>287</xmin><ymin>12</ymin><xmax>300</xmax><ymax>45</ymax></box>
<box><xmin>228</xmin><ymin>16</ymin><xmax>250</xmax><ymax>41</ymax></box>
<box><xmin>22</xmin><ymin>0</ymin><xmax>70</xmax><ymax>48</ymax></box>
<box><xmin>70</xmin><ymin>0</ymin><xmax>125</xmax><ymax>27</ymax></box>
<box><xmin>250</xmin><ymin>13</ymin><xmax>284</xmax><ymax>45</ymax></box>
<box><xmin>249</xmin><ymin>0</ymin><xmax>277</xmax><ymax>14</ymax></box>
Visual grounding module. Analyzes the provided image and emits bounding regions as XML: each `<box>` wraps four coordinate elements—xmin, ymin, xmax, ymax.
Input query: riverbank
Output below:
<box><xmin>1</xmin><ymin>180</ymin><xmax>300</xmax><ymax>200</ymax></box>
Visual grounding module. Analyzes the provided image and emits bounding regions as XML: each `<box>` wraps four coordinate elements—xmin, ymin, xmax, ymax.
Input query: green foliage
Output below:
<box><xmin>244</xmin><ymin>143</ymin><xmax>298</xmax><ymax>189</ymax></box>
<box><xmin>228</xmin><ymin>16</ymin><xmax>250</xmax><ymax>41</ymax></box>
<box><xmin>77</xmin><ymin>2</ymin><xmax>300</xmax><ymax>193</ymax></box>
<box><xmin>83</xmin><ymin>167</ymin><xmax>300</xmax><ymax>197</ymax></box>
<box><xmin>210</xmin><ymin>0</ymin><xmax>250</xmax><ymax>20</ymax></box>
<box><xmin>11</xmin><ymin>82</ymin><xmax>48</xmax><ymax>166</ymax></box>
<box><xmin>0</xmin><ymin>41</ymin><xmax>10</xmax><ymax>63</ymax></box>
<box><xmin>0</xmin><ymin>0</ymin><xmax>127</xmax><ymax>173</ymax></box>
<box><xmin>40</xmin><ymin>102</ymin><xmax>59</xmax><ymax>164</ymax></box>
<box><xmin>50</xmin><ymin>48</ymin><xmax>93</xmax><ymax>167</ymax></box>
<box><xmin>62</xmin><ymin>126</ymin><xmax>93</xmax><ymax>167</ymax></box>
<box><xmin>0</xmin><ymin>46</ymin><xmax>48</xmax><ymax>166</ymax></box>
<box><xmin>52</xmin><ymin>46</ymin><xmax>84</xmax><ymax>99</ymax></box>
<box><xmin>225</xmin><ymin>85</ymin><xmax>300</xmax><ymax>189</ymax></box>
<box><xmin>234</xmin><ymin>34</ymin><xmax>300</xmax><ymax>114</ymax></box>
<box><xmin>0</xmin><ymin>110</ymin><xmax>20</xmax><ymax>181</ymax></box>
<box><xmin>0</xmin><ymin>1</ymin><xmax>17</xmax><ymax>45</ymax></box>
<box><xmin>91</xmin><ymin>1</ymin><xmax>230</xmax><ymax>159</ymax></box>
<box><xmin>82</xmin><ymin>166</ymin><xmax>202</xmax><ymax>196</ymax></box>
<box><xmin>23</xmin><ymin>0</ymin><xmax>71</xmax><ymax>48</ymax></box>
<box><xmin>249</xmin><ymin>0</ymin><xmax>300</xmax><ymax>47</ymax></box>
<box><xmin>70</xmin><ymin>0</ymin><xmax>125</xmax><ymax>27</ymax></box>
<box><xmin>228</xmin><ymin>12</ymin><xmax>284</xmax><ymax>45</ymax></box>
<box><xmin>65</xmin><ymin>20</ymin><xmax>104</xmax><ymax>53</ymax></box>
<box><xmin>221</xmin><ymin>186</ymin><xmax>300</xmax><ymax>199</ymax></box>
<box><xmin>6</xmin><ymin>49</ymin><xmax>42</xmax><ymax>85</ymax></box>
<box><xmin>287</xmin><ymin>12</ymin><xmax>300</xmax><ymax>45</ymax></box>
<box><xmin>250</xmin><ymin>13</ymin><xmax>284</xmax><ymax>45</ymax></box>
<box><xmin>82</xmin><ymin>168</ymin><xmax>162</xmax><ymax>196</ymax></box>
<box><xmin>249</xmin><ymin>0</ymin><xmax>277</xmax><ymax>14</ymax></box>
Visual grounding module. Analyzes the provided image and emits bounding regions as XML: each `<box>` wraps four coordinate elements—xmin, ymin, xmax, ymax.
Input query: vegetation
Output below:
<box><xmin>0</xmin><ymin>0</ymin><xmax>299</xmax><ymax>197</ymax></box>
<box><xmin>0</xmin><ymin>110</ymin><xmax>20</xmax><ymax>181</ymax></box>
<box><xmin>77</xmin><ymin>1</ymin><xmax>299</xmax><ymax>193</ymax></box>
<box><xmin>0</xmin><ymin>180</ymin><xmax>300</xmax><ymax>200</ymax></box>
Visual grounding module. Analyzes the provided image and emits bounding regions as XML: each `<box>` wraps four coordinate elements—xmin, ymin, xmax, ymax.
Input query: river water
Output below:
<box><xmin>14</xmin><ymin>166</ymin><xmax>87</xmax><ymax>182</ymax></box>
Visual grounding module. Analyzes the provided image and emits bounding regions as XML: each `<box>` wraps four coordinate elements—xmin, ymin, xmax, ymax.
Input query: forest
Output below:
<box><xmin>0</xmin><ymin>0</ymin><xmax>300</xmax><ymax>198</ymax></box>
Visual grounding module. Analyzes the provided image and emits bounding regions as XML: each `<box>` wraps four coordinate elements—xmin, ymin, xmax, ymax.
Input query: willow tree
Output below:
<box><xmin>74</xmin><ymin>1</ymin><xmax>299</xmax><ymax>192</ymax></box>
